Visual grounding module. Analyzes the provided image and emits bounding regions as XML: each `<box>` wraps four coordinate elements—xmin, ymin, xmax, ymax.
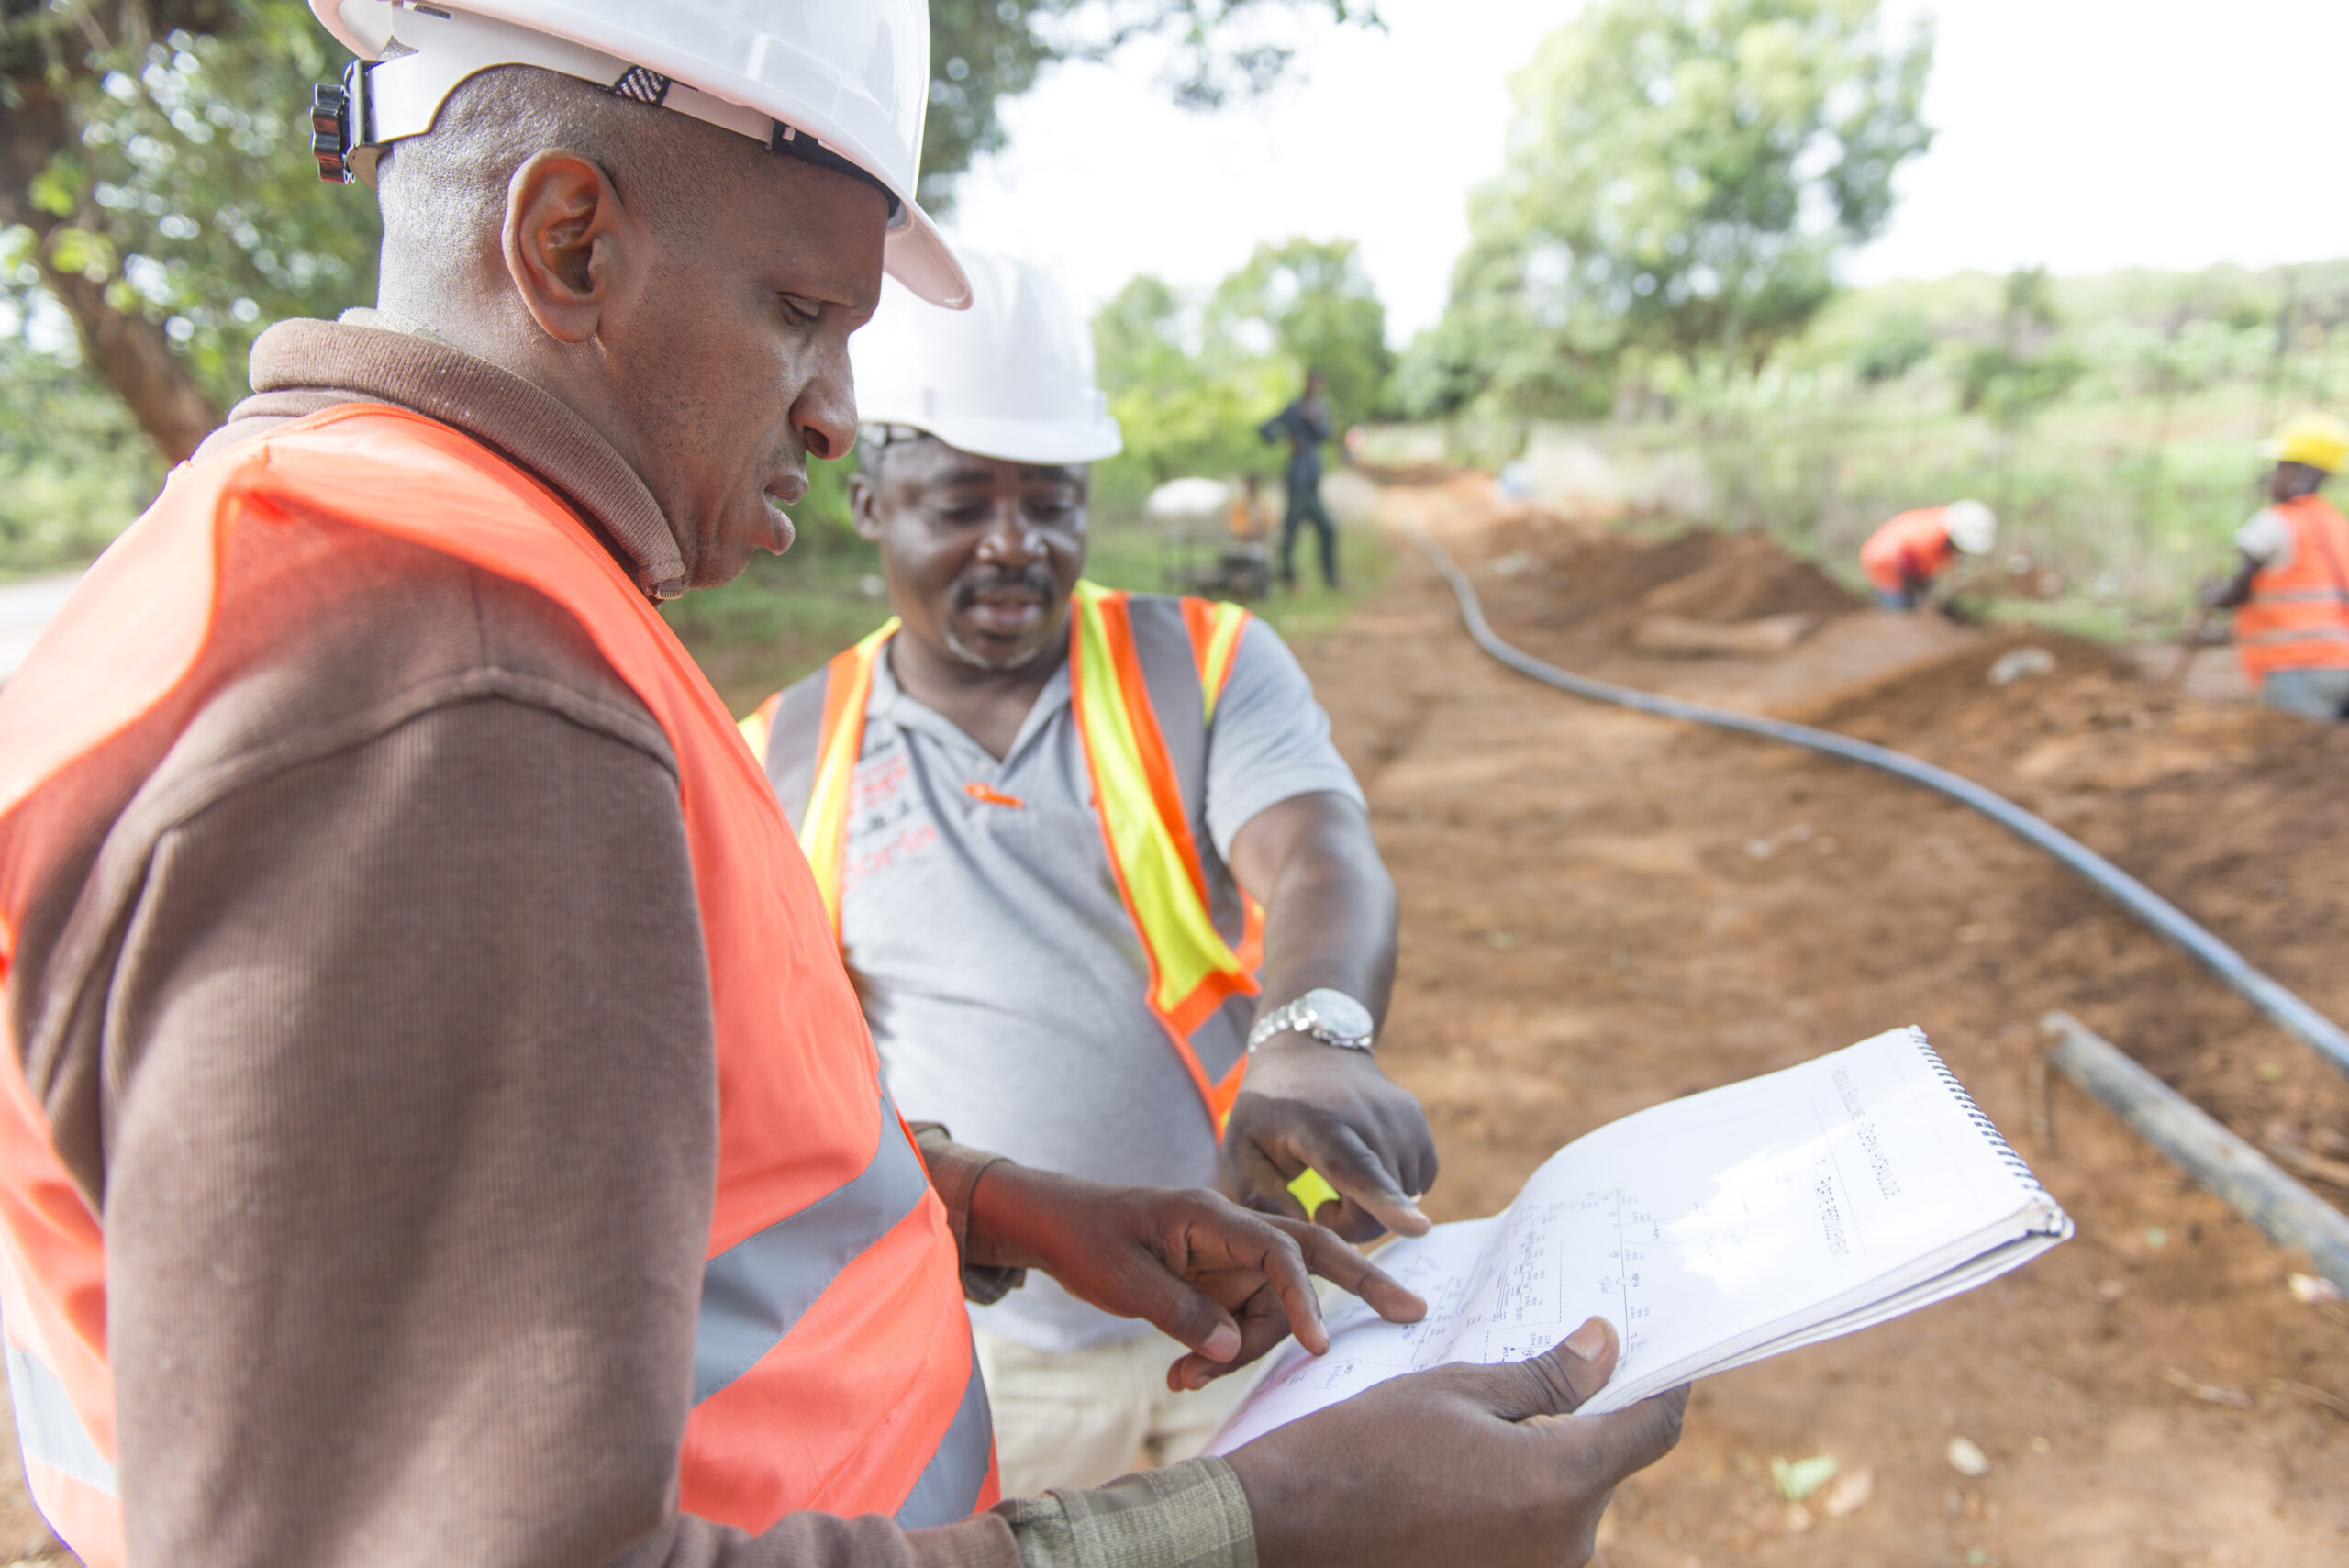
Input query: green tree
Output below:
<box><xmin>1091</xmin><ymin>237</ymin><xmax>1391</xmax><ymax>507</ymax></box>
<box><xmin>0</xmin><ymin>1</ymin><xmax>346</xmax><ymax>462</ymax></box>
<box><xmin>1850</xmin><ymin>306</ymin><xmax>1935</xmax><ymax>384</ymax></box>
<box><xmin>1416</xmin><ymin>0</ymin><xmax>1933</xmax><ymax>415</ymax></box>
<box><xmin>1</xmin><ymin>0</ymin><xmax>1377</xmax><ymax>490</ymax></box>
<box><xmin>1207</xmin><ymin>236</ymin><xmax>1392</xmax><ymax>421</ymax></box>
<box><xmin>1960</xmin><ymin>268</ymin><xmax>2085</xmax><ymax>429</ymax></box>
<box><xmin>1092</xmin><ymin>271</ymin><xmax>1281</xmax><ymax>505</ymax></box>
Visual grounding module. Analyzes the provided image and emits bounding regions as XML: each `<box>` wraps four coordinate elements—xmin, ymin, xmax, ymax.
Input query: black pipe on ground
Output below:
<box><xmin>1407</xmin><ymin>528</ymin><xmax>2349</xmax><ymax>1083</ymax></box>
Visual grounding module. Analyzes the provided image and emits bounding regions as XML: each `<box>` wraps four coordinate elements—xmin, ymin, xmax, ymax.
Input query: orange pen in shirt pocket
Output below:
<box><xmin>963</xmin><ymin>781</ymin><xmax>1025</xmax><ymax>808</ymax></box>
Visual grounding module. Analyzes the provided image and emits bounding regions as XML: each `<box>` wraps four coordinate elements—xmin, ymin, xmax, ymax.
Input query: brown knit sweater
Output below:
<box><xmin>5</xmin><ymin>315</ymin><xmax>1254</xmax><ymax>1568</ymax></box>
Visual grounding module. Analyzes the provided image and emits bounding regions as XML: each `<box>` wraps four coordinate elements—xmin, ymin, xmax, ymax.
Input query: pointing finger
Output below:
<box><xmin>1289</xmin><ymin>1222</ymin><xmax>1427</xmax><ymax>1325</ymax></box>
<box><xmin>1239</xmin><ymin>1215</ymin><xmax>1329</xmax><ymax>1355</ymax></box>
<box><xmin>1294</xmin><ymin>1122</ymin><xmax>1431</xmax><ymax>1238</ymax></box>
<box><xmin>1168</xmin><ymin>1287</ymin><xmax>1296</xmax><ymax>1390</ymax></box>
<box><xmin>1123</xmin><ymin>1255</ymin><xmax>1248</xmax><ymax>1364</ymax></box>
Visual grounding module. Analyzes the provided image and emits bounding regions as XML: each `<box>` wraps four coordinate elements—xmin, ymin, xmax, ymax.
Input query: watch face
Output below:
<box><xmin>1304</xmin><ymin>988</ymin><xmax>1373</xmax><ymax>1041</ymax></box>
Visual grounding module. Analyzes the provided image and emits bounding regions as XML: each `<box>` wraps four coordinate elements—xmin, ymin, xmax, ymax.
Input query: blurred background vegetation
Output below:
<box><xmin>5</xmin><ymin>0</ymin><xmax>2343</xmax><ymax>659</ymax></box>
<box><xmin>0</xmin><ymin>0</ymin><xmax>1376</xmax><ymax>572</ymax></box>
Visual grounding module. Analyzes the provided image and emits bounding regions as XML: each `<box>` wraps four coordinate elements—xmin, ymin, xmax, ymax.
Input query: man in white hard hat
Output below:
<box><xmin>739</xmin><ymin>248</ymin><xmax>1441</xmax><ymax>1499</ymax></box>
<box><xmin>0</xmin><ymin>5</ymin><xmax>1686</xmax><ymax>1567</ymax></box>
<box><xmin>1859</xmin><ymin>498</ymin><xmax>1998</xmax><ymax>610</ymax></box>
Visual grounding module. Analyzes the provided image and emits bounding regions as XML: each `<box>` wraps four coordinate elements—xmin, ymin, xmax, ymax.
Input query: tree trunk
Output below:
<box><xmin>30</xmin><ymin>220</ymin><xmax>224</xmax><ymax>463</ymax></box>
<box><xmin>2</xmin><ymin>6</ymin><xmax>228</xmax><ymax>466</ymax></box>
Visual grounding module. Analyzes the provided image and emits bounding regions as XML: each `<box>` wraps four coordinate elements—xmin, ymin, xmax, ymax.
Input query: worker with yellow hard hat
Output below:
<box><xmin>2200</xmin><ymin>414</ymin><xmax>2349</xmax><ymax>718</ymax></box>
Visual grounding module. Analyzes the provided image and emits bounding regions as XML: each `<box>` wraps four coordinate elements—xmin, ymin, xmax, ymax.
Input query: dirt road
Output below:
<box><xmin>1296</xmin><ymin>483</ymin><xmax>2348</xmax><ymax>1566</ymax></box>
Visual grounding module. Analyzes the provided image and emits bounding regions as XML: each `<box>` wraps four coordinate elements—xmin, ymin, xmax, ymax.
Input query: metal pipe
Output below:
<box><xmin>2043</xmin><ymin>1011</ymin><xmax>2349</xmax><ymax>1291</ymax></box>
<box><xmin>1408</xmin><ymin>528</ymin><xmax>2349</xmax><ymax>1081</ymax></box>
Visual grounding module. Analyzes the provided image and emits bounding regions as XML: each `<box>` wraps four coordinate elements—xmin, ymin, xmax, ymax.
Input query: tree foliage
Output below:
<box><xmin>1091</xmin><ymin>236</ymin><xmax>1390</xmax><ymax>508</ymax></box>
<box><xmin>1405</xmin><ymin>0</ymin><xmax>1932</xmax><ymax>417</ymax></box>
<box><xmin>0</xmin><ymin>0</ymin><xmax>1373</xmax><ymax>539</ymax></box>
<box><xmin>3</xmin><ymin>3</ymin><xmax>373</xmax><ymax>414</ymax></box>
<box><xmin>1206</xmin><ymin>236</ymin><xmax>1390</xmax><ymax>420</ymax></box>
<box><xmin>1958</xmin><ymin>267</ymin><xmax>2085</xmax><ymax>430</ymax></box>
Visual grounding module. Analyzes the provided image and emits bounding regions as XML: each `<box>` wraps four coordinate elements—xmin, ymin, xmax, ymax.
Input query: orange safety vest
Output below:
<box><xmin>0</xmin><ymin>406</ymin><xmax>995</xmax><ymax>1564</ymax></box>
<box><xmin>2233</xmin><ymin>494</ymin><xmax>2349</xmax><ymax>681</ymax></box>
<box><xmin>1859</xmin><ymin>506</ymin><xmax>1958</xmax><ymax>595</ymax></box>
<box><xmin>740</xmin><ymin>582</ymin><xmax>1264</xmax><ymax>1130</ymax></box>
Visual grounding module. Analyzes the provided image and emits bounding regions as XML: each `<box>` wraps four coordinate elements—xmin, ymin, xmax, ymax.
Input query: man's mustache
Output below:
<box><xmin>951</xmin><ymin>566</ymin><xmax>1059</xmax><ymax>609</ymax></box>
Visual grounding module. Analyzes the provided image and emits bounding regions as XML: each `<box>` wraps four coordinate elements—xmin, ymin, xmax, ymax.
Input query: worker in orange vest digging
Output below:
<box><xmin>0</xmin><ymin>3</ymin><xmax>1686</xmax><ymax>1565</ymax></box>
<box><xmin>2199</xmin><ymin>414</ymin><xmax>2349</xmax><ymax>719</ymax></box>
<box><xmin>738</xmin><ymin>245</ymin><xmax>1440</xmax><ymax>1500</ymax></box>
<box><xmin>1858</xmin><ymin>499</ymin><xmax>1998</xmax><ymax>610</ymax></box>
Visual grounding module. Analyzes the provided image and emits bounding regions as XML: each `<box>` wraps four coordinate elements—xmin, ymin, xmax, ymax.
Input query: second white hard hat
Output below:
<box><xmin>853</xmin><ymin>243</ymin><xmax>1122</xmax><ymax>465</ymax></box>
<box><xmin>1944</xmin><ymin>499</ymin><xmax>1998</xmax><ymax>555</ymax></box>
<box><xmin>308</xmin><ymin>0</ymin><xmax>969</xmax><ymax>307</ymax></box>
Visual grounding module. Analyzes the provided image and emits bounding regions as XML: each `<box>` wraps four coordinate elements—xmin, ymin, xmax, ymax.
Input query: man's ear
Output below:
<box><xmin>501</xmin><ymin>150</ymin><xmax>646</xmax><ymax>345</ymax></box>
<box><xmin>848</xmin><ymin>471</ymin><xmax>887</xmax><ymax>543</ymax></box>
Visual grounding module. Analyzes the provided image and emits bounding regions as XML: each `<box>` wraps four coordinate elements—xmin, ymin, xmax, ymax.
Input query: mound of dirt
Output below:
<box><xmin>1474</xmin><ymin>525</ymin><xmax>1866</xmax><ymax>651</ymax></box>
<box><xmin>1808</xmin><ymin>628</ymin><xmax>2349</xmax><ymax>1155</ymax></box>
<box><xmin>1814</xmin><ymin>628</ymin><xmax>2309</xmax><ymax>796</ymax></box>
<box><xmin>1304</xmin><ymin>496</ymin><xmax>2349</xmax><ymax>1564</ymax></box>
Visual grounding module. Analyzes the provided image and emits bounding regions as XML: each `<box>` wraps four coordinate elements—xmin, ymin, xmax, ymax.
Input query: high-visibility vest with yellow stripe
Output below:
<box><xmin>739</xmin><ymin>582</ymin><xmax>1264</xmax><ymax>1129</ymax></box>
<box><xmin>2234</xmin><ymin>494</ymin><xmax>2349</xmax><ymax>681</ymax></box>
<box><xmin>0</xmin><ymin>407</ymin><xmax>995</xmax><ymax>1564</ymax></box>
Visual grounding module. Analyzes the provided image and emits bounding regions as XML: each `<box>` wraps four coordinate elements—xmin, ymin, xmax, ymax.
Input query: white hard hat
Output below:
<box><xmin>1944</xmin><ymin>499</ymin><xmax>1998</xmax><ymax>555</ymax></box>
<box><xmin>852</xmin><ymin>243</ymin><xmax>1121</xmax><ymax>464</ymax></box>
<box><xmin>307</xmin><ymin>0</ymin><xmax>969</xmax><ymax>307</ymax></box>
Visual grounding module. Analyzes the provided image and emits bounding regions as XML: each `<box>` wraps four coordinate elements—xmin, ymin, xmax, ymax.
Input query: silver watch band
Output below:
<box><xmin>1247</xmin><ymin>988</ymin><xmax>1375</xmax><ymax>1054</ymax></box>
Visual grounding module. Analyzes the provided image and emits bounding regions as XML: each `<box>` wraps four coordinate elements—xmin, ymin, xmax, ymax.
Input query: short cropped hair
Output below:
<box><xmin>376</xmin><ymin>64</ymin><xmax>760</xmax><ymax>268</ymax></box>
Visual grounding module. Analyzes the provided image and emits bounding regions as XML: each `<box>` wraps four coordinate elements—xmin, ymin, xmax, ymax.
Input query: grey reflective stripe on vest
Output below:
<box><xmin>1127</xmin><ymin>595</ymin><xmax>1253</xmax><ymax>1087</ymax></box>
<box><xmin>2254</xmin><ymin>587</ymin><xmax>2349</xmax><ymax>603</ymax></box>
<box><xmin>693</xmin><ymin>1097</ymin><xmax>931</xmax><ymax>1404</ymax></box>
<box><xmin>764</xmin><ymin>669</ymin><xmax>833</xmax><ymax>836</ymax></box>
<box><xmin>893</xmin><ymin>1347</ymin><xmax>994</xmax><ymax>1528</ymax></box>
<box><xmin>1128</xmin><ymin>596</ymin><xmax>1211</xmax><ymax>824</ymax></box>
<box><xmin>2243</xmin><ymin>625</ymin><xmax>2349</xmax><ymax>645</ymax></box>
<box><xmin>5</xmin><ymin>1344</ymin><xmax>116</xmax><ymax>1496</ymax></box>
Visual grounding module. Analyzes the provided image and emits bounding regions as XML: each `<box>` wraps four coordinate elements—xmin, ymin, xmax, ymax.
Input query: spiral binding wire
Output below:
<box><xmin>1909</xmin><ymin>1032</ymin><xmax>2052</xmax><ymax>1200</ymax></box>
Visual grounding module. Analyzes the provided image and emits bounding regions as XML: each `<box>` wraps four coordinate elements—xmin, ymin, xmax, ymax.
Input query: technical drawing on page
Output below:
<box><xmin>1206</xmin><ymin>1029</ymin><xmax>2072</xmax><ymax>1453</ymax></box>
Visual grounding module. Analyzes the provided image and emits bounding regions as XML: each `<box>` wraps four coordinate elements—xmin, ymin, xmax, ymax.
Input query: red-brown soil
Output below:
<box><xmin>1308</xmin><ymin>479</ymin><xmax>2348</xmax><ymax>1566</ymax></box>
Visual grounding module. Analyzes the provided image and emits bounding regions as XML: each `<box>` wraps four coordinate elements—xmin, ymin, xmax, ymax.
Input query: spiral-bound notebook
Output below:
<box><xmin>1205</xmin><ymin>1027</ymin><xmax>2072</xmax><ymax>1451</ymax></box>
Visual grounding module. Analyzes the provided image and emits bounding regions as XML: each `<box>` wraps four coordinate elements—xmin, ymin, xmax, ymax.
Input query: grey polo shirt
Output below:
<box><xmin>773</xmin><ymin>610</ymin><xmax>1364</xmax><ymax>1351</ymax></box>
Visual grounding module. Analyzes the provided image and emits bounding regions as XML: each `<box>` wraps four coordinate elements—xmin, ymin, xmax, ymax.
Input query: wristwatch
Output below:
<box><xmin>1248</xmin><ymin>988</ymin><xmax>1375</xmax><ymax>1055</ymax></box>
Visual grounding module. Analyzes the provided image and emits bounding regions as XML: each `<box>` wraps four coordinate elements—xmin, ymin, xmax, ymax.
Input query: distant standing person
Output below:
<box><xmin>2200</xmin><ymin>414</ymin><xmax>2349</xmax><ymax>719</ymax></box>
<box><xmin>1859</xmin><ymin>498</ymin><xmax>1998</xmax><ymax>610</ymax></box>
<box><xmin>1260</xmin><ymin>370</ymin><xmax>1341</xmax><ymax>589</ymax></box>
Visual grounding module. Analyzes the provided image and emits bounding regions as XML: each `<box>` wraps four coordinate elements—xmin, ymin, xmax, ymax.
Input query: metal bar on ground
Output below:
<box><xmin>1404</xmin><ymin>525</ymin><xmax>2349</xmax><ymax>1083</ymax></box>
<box><xmin>2041</xmin><ymin>1010</ymin><xmax>2349</xmax><ymax>1292</ymax></box>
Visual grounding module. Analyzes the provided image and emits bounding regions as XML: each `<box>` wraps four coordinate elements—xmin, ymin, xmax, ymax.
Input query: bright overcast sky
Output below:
<box><xmin>946</xmin><ymin>0</ymin><xmax>2349</xmax><ymax>346</ymax></box>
